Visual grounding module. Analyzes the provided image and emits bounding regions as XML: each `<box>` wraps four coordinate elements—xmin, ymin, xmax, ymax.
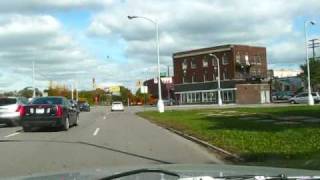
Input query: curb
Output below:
<box><xmin>164</xmin><ymin>127</ymin><xmax>243</xmax><ymax>161</ymax></box>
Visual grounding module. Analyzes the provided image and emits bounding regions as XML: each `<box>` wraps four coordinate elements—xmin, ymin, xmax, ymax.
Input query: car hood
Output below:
<box><xmin>9</xmin><ymin>164</ymin><xmax>320</xmax><ymax>180</ymax></box>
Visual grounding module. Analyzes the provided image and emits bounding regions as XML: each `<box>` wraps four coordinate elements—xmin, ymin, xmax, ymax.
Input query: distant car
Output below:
<box><xmin>78</xmin><ymin>101</ymin><xmax>90</xmax><ymax>112</ymax></box>
<box><xmin>289</xmin><ymin>92</ymin><xmax>320</xmax><ymax>104</ymax></box>
<box><xmin>111</xmin><ymin>101</ymin><xmax>124</xmax><ymax>111</ymax></box>
<box><xmin>163</xmin><ymin>99</ymin><xmax>175</xmax><ymax>106</ymax></box>
<box><xmin>21</xmin><ymin>96</ymin><xmax>79</xmax><ymax>132</ymax></box>
<box><xmin>69</xmin><ymin>99</ymin><xmax>80</xmax><ymax>113</ymax></box>
<box><xmin>0</xmin><ymin>97</ymin><xmax>29</xmax><ymax>127</ymax></box>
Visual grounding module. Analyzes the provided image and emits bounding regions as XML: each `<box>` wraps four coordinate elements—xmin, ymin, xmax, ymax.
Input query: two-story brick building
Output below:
<box><xmin>173</xmin><ymin>44</ymin><xmax>270</xmax><ymax>104</ymax></box>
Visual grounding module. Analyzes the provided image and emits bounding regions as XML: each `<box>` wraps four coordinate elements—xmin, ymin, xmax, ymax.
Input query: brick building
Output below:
<box><xmin>143</xmin><ymin>78</ymin><xmax>174</xmax><ymax>100</ymax></box>
<box><xmin>172</xmin><ymin>44</ymin><xmax>270</xmax><ymax>104</ymax></box>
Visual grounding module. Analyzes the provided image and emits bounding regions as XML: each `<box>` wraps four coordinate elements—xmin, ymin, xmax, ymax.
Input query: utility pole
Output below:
<box><xmin>75</xmin><ymin>81</ymin><xmax>79</xmax><ymax>102</ymax></box>
<box><xmin>309</xmin><ymin>39</ymin><xmax>320</xmax><ymax>60</ymax></box>
<box><xmin>71</xmin><ymin>82</ymin><xmax>74</xmax><ymax>100</ymax></box>
<box><xmin>167</xmin><ymin>66</ymin><xmax>170</xmax><ymax>77</ymax></box>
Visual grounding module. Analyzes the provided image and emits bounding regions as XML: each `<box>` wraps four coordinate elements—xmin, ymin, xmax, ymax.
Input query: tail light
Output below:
<box><xmin>16</xmin><ymin>105</ymin><xmax>26</xmax><ymax>117</ymax></box>
<box><xmin>55</xmin><ymin>105</ymin><xmax>63</xmax><ymax>117</ymax></box>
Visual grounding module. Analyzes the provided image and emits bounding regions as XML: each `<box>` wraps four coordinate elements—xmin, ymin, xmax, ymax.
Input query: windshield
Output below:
<box><xmin>0</xmin><ymin>98</ymin><xmax>17</xmax><ymax>106</ymax></box>
<box><xmin>1</xmin><ymin>0</ymin><xmax>320</xmax><ymax>179</ymax></box>
<box><xmin>31</xmin><ymin>97</ymin><xmax>62</xmax><ymax>105</ymax></box>
<box><xmin>112</xmin><ymin>102</ymin><xmax>122</xmax><ymax>105</ymax></box>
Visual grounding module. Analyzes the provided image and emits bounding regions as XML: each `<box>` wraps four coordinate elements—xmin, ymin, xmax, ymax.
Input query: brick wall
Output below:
<box><xmin>236</xmin><ymin>84</ymin><xmax>270</xmax><ymax>104</ymax></box>
<box><xmin>173</xmin><ymin>44</ymin><xmax>268</xmax><ymax>86</ymax></box>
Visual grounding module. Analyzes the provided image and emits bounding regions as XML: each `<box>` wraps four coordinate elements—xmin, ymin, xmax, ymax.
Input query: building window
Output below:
<box><xmin>251</xmin><ymin>68</ymin><xmax>256</xmax><ymax>76</ymax></box>
<box><xmin>191</xmin><ymin>58</ymin><xmax>197</xmax><ymax>69</ymax></box>
<box><xmin>256</xmin><ymin>56</ymin><xmax>261</xmax><ymax>65</ymax></box>
<box><xmin>245</xmin><ymin>53</ymin><xmax>250</xmax><ymax>65</ymax></box>
<box><xmin>192</xmin><ymin>74</ymin><xmax>195</xmax><ymax>83</ymax></box>
<box><xmin>250</xmin><ymin>56</ymin><xmax>256</xmax><ymax>65</ymax></box>
<box><xmin>212</xmin><ymin>57</ymin><xmax>217</xmax><ymax>66</ymax></box>
<box><xmin>257</xmin><ymin>69</ymin><xmax>261</xmax><ymax>76</ymax></box>
<box><xmin>203</xmin><ymin>57</ymin><xmax>209</xmax><ymax>67</ymax></box>
<box><xmin>222</xmin><ymin>53</ymin><xmax>229</xmax><ymax>65</ymax></box>
<box><xmin>236</xmin><ymin>52</ymin><xmax>241</xmax><ymax>63</ymax></box>
<box><xmin>182</xmin><ymin>59</ymin><xmax>188</xmax><ymax>70</ymax></box>
<box><xmin>223</xmin><ymin>71</ymin><xmax>227</xmax><ymax>80</ymax></box>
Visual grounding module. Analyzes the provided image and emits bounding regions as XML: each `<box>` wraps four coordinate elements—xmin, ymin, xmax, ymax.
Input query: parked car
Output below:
<box><xmin>0</xmin><ymin>97</ymin><xmax>29</xmax><ymax>126</ymax></box>
<box><xmin>111</xmin><ymin>101</ymin><xmax>124</xmax><ymax>111</ymax></box>
<box><xmin>78</xmin><ymin>101</ymin><xmax>90</xmax><ymax>112</ymax></box>
<box><xmin>272</xmin><ymin>91</ymin><xmax>294</xmax><ymax>101</ymax></box>
<box><xmin>21</xmin><ymin>96</ymin><xmax>79</xmax><ymax>132</ymax></box>
<box><xmin>289</xmin><ymin>92</ymin><xmax>320</xmax><ymax>104</ymax></box>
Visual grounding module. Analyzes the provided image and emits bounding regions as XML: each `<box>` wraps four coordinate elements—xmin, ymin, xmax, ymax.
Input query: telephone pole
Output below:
<box><xmin>309</xmin><ymin>39</ymin><xmax>320</xmax><ymax>60</ymax></box>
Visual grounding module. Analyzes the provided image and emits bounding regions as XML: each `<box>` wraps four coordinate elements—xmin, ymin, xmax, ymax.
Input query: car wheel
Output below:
<box><xmin>290</xmin><ymin>100</ymin><xmax>296</xmax><ymax>104</ymax></box>
<box><xmin>74</xmin><ymin>115</ymin><xmax>79</xmax><ymax>126</ymax></box>
<box><xmin>23</xmin><ymin>126</ymin><xmax>31</xmax><ymax>132</ymax></box>
<box><xmin>63</xmin><ymin>117</ymin><xmax>70</xmax><ymax>131</ymax></box>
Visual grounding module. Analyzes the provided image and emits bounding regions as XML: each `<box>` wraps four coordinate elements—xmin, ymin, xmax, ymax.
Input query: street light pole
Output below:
<box><xmin>71</xmin><ymin>82</ymin><xmax>74</xmax><ymax>101</ymax></box>
<box><xmin>304</xmin><ymin>20</ymin><xmax>316</xmax><ymax>106</ymax></box>
<box><xmin>209</xmin><ymin>54</ymin><xmax>223</xmax><ymax>106</ymax></box>
<box><xmin>128</xmin><ymin>15</ymin><xmax>164</xmax><ymax>113</ymax></box>
<box><xmin>32</xmin><ymin>60</ymin><xmax>36</xmax><ymax>98</ymax></box>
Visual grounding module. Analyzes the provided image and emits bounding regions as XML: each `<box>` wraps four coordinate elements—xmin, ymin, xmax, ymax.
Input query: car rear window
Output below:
<box><xmin>113</xmin><ymin>102</ymin><xmax>122</xmax><ymax>105</ymax></box>
<box><xmin>0</xmin><ymin>98</ymin><xmax>17</xmax><ymax>106</ymax></box>
<box><xmin>31</xmin><ymin>97</ymin><xmax>63</xmax><ymax>105</ymax></box>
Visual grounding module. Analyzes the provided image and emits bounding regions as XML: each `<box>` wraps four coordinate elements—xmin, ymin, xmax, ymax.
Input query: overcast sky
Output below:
<box><xmin>0</xmin><ymin>0</ymin><xmax>319</xmax><ymax>91</ymax></box>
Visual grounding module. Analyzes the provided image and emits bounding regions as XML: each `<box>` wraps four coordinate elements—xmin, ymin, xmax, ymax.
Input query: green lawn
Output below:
<box><xmin>137</xmin><ymin>106</ymin><xmax>320</xmax><ymax>170</ymax></box>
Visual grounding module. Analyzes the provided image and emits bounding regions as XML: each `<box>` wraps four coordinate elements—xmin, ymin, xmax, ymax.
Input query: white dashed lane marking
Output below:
<box><xmin>4</xmin><ymin>132</ymin><xmax>20</xmax><ymax>138</ymax></box>
<box><xmin>93</xmin><ymin>128</ymin><xmax>100</xmax><ymax>136</ymax></box>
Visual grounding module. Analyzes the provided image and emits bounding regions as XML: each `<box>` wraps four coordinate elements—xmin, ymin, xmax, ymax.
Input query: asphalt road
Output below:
<box><xmin>0</xmin><ymin>106</ymin><xmax>223</xmax><ymax>178</ymax></box>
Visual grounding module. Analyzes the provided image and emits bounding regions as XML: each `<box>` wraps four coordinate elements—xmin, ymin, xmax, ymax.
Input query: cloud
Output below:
<box><xmin>0</xmin><ymin>0</ymin><xmax>115</xmax><ymax>13</ymax></box>
<box><xmin>1</xmin><ymin>0</ymin><xmax>320</xmax><ymax>91</ymax></box>
<box><xmin>0</xmin><ymin>14</ymin><xmax>135</xmax><ymax>91</ymax></box>
<box><xmin>87</xmin><ymin>0</ymin><xmax>320</xmax><ymax>69</ymax></box>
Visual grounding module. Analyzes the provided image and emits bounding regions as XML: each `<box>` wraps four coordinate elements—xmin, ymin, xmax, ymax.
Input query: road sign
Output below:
<box><xmin>160</xmin><ymin>72</ymin><xmax>167</xmax><ymax>77</ymax></box>
<box><xmin>141</xmin><ymin>86</ymin><xmax>148</xmax><ymax>94</ymax></box>
<box><xmin>110</xmin><ymin>86</ymin><xmax>120</xmax><ymax>93</ymax></box>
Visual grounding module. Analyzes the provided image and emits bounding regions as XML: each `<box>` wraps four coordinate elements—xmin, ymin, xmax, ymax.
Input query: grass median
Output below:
<box><xmin>137</xmin><ymin>106</ymin><xmax>320</xmax><ymax>170</ymax></box>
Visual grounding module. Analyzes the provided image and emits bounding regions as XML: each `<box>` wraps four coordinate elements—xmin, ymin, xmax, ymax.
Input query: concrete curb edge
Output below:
<box><xmin>165</xmin><ymin>127</ymin><xmax>243</xmax><ymax>161</ymax></box>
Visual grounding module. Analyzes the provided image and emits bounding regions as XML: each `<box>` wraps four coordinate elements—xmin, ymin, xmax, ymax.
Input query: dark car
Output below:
<box><xmin>21</xmin><ymin>96</ymin><xmax>79</xmax><ymax>132</ymax></box>
<box><xmin>78</xmin><ymin>101</ymin><xmax>90</xmax><ymax>112</ymax></box>
<box><xmin>0</xmin><ymin>97</ymin><xmax>28</xmax><ymax>126</ymax></box>
<box><xmin>69</xmin><ymin>99</ymin><xmax>80</xmax><ymax>113</ymax></box>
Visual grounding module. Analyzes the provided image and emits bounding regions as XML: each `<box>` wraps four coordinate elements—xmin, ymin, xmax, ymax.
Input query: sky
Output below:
<box><xmin>0</xmin><ymin>0</ymin><xmax>319</xmax><ymax>92</ymax></box>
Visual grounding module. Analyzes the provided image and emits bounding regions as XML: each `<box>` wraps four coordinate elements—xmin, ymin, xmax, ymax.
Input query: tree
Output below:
<box><xmin>135</xmin><ymin>88</ymin><xmax>152</xmax><ymax>105</ymax></box>
<box><xmin>18</xmin><ymin>87</ymin><xmax>42</xmax><ymax>98</ymax></box>
<box><xmin>300</xmin><ymin>58</ymin><xmax>320</xmax><ymax>91</ymax></box>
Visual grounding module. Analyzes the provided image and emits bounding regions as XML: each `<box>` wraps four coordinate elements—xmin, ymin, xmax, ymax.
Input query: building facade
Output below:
<box><xmin>172</xmin><ymin>44</ymin><xmax>269</xmax><ymax>104</ymax></box>
<box><xmin>143</xmin><ymin>77</ymin><xmax>174</xmax><ymax>100</ymax></box>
